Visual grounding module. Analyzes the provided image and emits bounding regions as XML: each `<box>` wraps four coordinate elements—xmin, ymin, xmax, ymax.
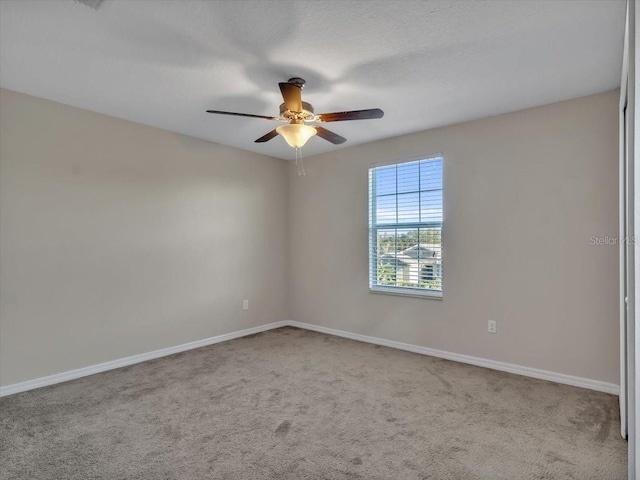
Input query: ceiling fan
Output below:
<box><xmin>206</xmin><ymin>78</ymin><xmax>384</xmax><ymax>149</ymax></box>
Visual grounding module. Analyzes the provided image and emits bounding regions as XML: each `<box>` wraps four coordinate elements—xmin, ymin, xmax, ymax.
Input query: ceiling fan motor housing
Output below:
<box><xmin>279</xmin><ymin>101</ymin><xmax>315</xmax><ymax>122</ymax></box>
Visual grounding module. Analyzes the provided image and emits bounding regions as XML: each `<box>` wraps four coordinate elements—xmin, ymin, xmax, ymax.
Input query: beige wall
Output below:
<box><xmin>0</xmin><ymin>88</ymin><xmax>620</xmax><ymax>388</ymax></box>
<box><xmin>289</xmin><ymin>90</ymin><xmax>620</xmax><ymax>385</ymax></box>
<box><xmin>0</xmin><ymin>89</ymin><xmax>289</xmax><ymax>386</ymax></box>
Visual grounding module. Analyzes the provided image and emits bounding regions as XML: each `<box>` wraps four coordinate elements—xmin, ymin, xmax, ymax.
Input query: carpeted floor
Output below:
<box><xmin>0</xmin><ymin>327</ymin><xmax>626</xmax><ymax>479</ymax></box>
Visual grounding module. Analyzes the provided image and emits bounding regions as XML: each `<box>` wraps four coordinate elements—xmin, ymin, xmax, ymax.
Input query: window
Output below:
<box><xmin>369</xmin><ymin>155</ymin><xmax>443</xmax><ymax>298</ymax></box>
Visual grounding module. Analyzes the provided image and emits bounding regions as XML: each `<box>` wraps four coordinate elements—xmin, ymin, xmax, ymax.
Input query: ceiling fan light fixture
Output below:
<box><xmin>276</xmin><ymin>124</ymin><xmax>317</xmax><ymax>148</ymax></box>
<box><xmin>207</xmin><ymin>78</ymin><xmax>382</xmax><ymax>148</ymax></box>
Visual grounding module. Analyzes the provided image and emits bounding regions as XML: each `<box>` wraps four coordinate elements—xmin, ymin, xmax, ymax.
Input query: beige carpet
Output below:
<box><xmin>0</xmin><ymin>327</ymin><xmax>626</xmax><ymax>479</ymax></box>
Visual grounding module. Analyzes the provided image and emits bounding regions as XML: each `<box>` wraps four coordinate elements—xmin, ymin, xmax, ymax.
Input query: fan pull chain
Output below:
<box><xmin>295</xmin><ymin>147</ymin><xmax>306</xmax><ymax>176</ymax></box>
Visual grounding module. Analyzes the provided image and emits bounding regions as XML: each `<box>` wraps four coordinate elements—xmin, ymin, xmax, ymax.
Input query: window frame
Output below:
<box><xmin>368</xmin><ymin>154</ymin><xmax>444</xmax><ymax>300</ymax></box>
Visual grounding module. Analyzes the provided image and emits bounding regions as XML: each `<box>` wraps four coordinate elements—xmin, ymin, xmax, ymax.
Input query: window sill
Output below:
<box><xmin>369</xmin><ymin>287</ymin><xmax>443</xmax><ymax>300</ymax></box>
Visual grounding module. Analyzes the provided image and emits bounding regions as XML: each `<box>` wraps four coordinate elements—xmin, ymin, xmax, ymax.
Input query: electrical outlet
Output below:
<box><xmin>243</xmin><ymin>300</ymin><xmax>249</xmax><ymax>310</ymax></box>
<box><xmin>488</xmin><ymin>320</ymin><xmax>497</xmax><ymax>334</ymax></box>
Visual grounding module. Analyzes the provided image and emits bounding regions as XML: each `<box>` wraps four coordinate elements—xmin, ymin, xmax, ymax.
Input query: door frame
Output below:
<box><xmin>621</xmin><ymin>0</ymin><xmax>631</xmax><ymax>441</ymax></box>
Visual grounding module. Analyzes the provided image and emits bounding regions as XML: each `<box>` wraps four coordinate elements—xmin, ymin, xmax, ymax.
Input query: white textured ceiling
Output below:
<box><xmin>0</xmin><ymin>0</ymin><xmax>626</xmax><ymax>160</ymax></box>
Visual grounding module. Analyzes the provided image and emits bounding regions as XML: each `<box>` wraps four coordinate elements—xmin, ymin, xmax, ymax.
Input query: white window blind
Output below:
<box><xmin>368</xmin><ymin>156</ymin><xmax>443</xmax><ymax>297</ymax></box>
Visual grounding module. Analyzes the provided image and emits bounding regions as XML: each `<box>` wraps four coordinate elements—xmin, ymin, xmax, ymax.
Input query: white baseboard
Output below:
<box><xmin>287</xmin><ymin>321</ymin><xmax>620</xmax><ymax>395</ymax></box>
<box><xmin>0</xmin><ymin>321</ymin><xmax>288</xmax><ymax>398</ymax></box>
<box><xmin>1</xmin><ymin>319</ymin><xmax>619</xmax><ymax>397</ymax></box>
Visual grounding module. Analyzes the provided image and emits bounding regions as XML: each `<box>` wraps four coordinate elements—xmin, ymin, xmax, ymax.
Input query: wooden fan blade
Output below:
<box><xmin>279</xmin><ymin>83</ymin><xmax>302</xmax><ymax>112</ymax></box>
<box><xmin>317</xmin><ymin>108</ymin><xmax>384</xmax><ymax>122</ymax></box>
<box><xmin>315</xmin><ymin>126</ymin><xmax>346</xmax><ymax>145</ymax></box>
<box><xmin>206</xmin><ymin>110</ymin><xmax>279</xmax><ymax>120</ymax></box>
<box><xmin>255</xmin><ymin>129</ymin><xmax>279</xmax><ymax>143</ymax></box>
